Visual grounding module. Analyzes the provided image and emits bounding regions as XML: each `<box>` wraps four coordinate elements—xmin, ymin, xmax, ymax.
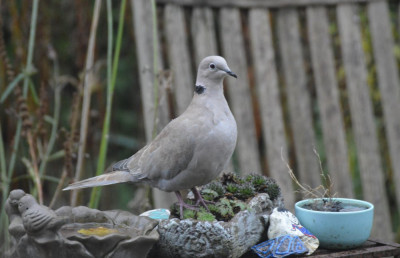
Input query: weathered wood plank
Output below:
<box><xmin>337</xmin><ymin>3</ymin><xmax>392</xmax><ymax>241</ymax></box>
<box><xmin>277</xmin><ymin>8</ymin><xmax>322</xmax><ymax>189</ymax></box>
<box><xmin>248</xmin><ymin>9</ymin><xmax>295</xmax><ymax>208</ymax></box>
<box><xmin>191</xmin><ymin>7</ymin><xmax>218</xmax><ymax>64</ymax></box>
<box><xmin>308</xmin><ymin>239</ymin><xmax>400</xmax><ymax>257</ymax></box>
<box><xmin>131</xmin><ymin>0</ymin><xmax>176</xmax><ymax>209</ymax></box>
<box><xmin>165</xmin><ymin>4</ymin><xmax>194</xmax><ymax>114</ymax></box>
<box><xmin>156</xmin><ymin>0</ymin><xmax>382</xmax><ymax>8</ymax></box>
<box><xmin>306</xmin><ymin>6</ymin><xmax>353</xmax><ymax>197</ymax></box>
<box><xmin>219</xmin><ymin>8</ymin><xmax>262</xmax><ymax>175</ymax></box>
<box><xmin>368</xmin><ymin>0</ymin><xmax>400</xmax><ymax>209</ymax></box>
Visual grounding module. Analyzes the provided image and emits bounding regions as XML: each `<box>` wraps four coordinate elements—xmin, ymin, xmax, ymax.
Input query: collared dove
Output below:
<box><xmin>64</xmin><ymin>56</ymin><xmax>237</xmax><ymax>218</ymax></box>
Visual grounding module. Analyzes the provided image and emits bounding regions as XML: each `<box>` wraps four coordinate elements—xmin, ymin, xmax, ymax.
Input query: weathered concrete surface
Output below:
<box><xmin>5</xmin><ymin>190</ymin><xmax>159</xmax><ymax>258</ymax></box>
<box><xmin>150</xmin><ymin>193</ymin><xmax>284</xmax><ymax>258</ymax></box>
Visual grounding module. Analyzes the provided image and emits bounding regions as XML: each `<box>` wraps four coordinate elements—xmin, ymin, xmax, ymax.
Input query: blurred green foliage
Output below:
<box><xmin>0</xmin><ymin>0</ymin><xmax>144</xmax><ymax>227</ymax></box>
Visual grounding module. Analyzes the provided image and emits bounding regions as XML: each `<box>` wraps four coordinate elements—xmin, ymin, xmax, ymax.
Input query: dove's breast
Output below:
<box><xmin>161</xmin><ymin>97</ymin><xmax>237</xmax><ymax>191</ymax></box>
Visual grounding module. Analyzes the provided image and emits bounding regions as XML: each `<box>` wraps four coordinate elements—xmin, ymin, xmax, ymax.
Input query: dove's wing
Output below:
<box><xmin>122</xmin><ymin>117</ymin><xmax>196</xmax><ymax>184</ymax></box>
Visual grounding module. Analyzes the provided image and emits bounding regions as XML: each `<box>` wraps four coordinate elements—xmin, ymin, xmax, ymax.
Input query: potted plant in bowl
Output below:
<box><xmin>294</xmin><ymin>197</ymin><xmax>373</xmax><ymax>249</ymax></box>
<box><xmin>284</xmin><ymin>151</ymin><xmax>374</xmax><ymax>250</ymax></box>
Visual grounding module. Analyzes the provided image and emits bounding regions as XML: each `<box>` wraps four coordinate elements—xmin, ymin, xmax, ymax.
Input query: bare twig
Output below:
<box><xmin>49</xmin><ymin>168</ymin><xmax>68</xmax><ymax>208</ymax></box>
<box><xmin>26</xmin><ymin>131</ymin><xmax>43</xmax><ymax>204</ymax></box>
<box><xmin>21</xmin><ymin>156</ymin><xmax>42</xmax><ymax>204</ymax></box>
<box><xmin>281</xmin><ymin>148</ymin><xmax>319</xmax><ymax>198</ymax></box>
<box><xmin>312</xmin><ymin>147</ymin><xmax>335</xmax><ymax>198</ymax></box>
<box><xmin>71</xmin><ymin>0</ymin><xmax>102</xmax><ymax>206</ymax></box>
<box><xmin>281</xmin><ymin>147</ymin><xmax>337</xmax><ymax>199</ymax></box>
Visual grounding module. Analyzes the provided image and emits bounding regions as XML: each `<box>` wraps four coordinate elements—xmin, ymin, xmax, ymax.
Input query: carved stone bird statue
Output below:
<box><xmin>64</xmin><ymin>56</ymin><xmax>237</xmax><ymax>218</ymax></box>
<box><xmin>18</xmin><ymin>194</ymin><xmax>67</xmax><ymax>234</ymax></box>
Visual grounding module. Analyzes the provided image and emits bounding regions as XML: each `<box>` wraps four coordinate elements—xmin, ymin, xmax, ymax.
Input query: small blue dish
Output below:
<box><xmin>295</xmin><ymin>198</ymin><xmax>374</xmax><ymax>250</ymax></box>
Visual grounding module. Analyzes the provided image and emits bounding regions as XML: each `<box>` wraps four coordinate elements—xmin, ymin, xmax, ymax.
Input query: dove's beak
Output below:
<box><xmin>226</xmin><ymin>70</ymin><xmax>237</xmax><ymax>78</ymax></box>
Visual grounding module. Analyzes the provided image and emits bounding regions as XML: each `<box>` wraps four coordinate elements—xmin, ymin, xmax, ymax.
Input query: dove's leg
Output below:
<box><xmin>191</xmin><ymin>187</ymin><xmax>210</xmax><ymax>212</ymax></box>
<box><xmin>174</xmin><ymin>191</ymin><xmax>198</xmax><ymax>219</ymax></box>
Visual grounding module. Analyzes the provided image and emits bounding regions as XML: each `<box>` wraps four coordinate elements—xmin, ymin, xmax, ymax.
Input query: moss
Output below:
<box><xmin>197</xmin><ymin>211</ymin><xmax>216</xmax><ymax>221</ymax></box>
<box><xmin>183</xmin><ymin>209</ymin><xmax>196</xmax><ymax>219</ymax></box>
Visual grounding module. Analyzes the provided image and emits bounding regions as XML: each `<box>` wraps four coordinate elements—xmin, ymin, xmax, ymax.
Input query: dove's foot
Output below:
<box><xmin>175</xmin><ymin>191</ymin><xmax>199</xmax><ymax>219</ymax></box>
<box><xmin>191</xmin><ymin>187</ymin><xmax>210</xmax><ymax>212</ymax></box>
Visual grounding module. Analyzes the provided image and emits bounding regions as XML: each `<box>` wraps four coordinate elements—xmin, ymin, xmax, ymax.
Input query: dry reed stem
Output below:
<box><xmin>49</xmin><ymin>168</ymin><xmax>68</xmax><ymax>208</ymax></box>
<box><xmin>71</xmin><ymin>0</ymin><xmax>102</xmax><ymax>206</ymax></box>
<box><xmin>26</xmin><ymin>131</ymin><xmax>43</xmax><ymax>204</ymax></box>
<box><xmin>281</xmin><ymin>147</ymin><xmax>337</xmax><ymax>199</ymax></box>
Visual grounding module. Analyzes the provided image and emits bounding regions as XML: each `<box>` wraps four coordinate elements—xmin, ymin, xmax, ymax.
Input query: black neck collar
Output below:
<box><xmin>195</xmin><ymin>84</ymin><xmax>206</xmax><ymax>94</ymax></box>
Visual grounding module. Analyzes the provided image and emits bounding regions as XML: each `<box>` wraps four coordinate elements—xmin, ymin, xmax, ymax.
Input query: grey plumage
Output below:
<box><xmin>64</xmin><ymin>56</ymin><xmax>237</xmax><ymax>216</ymax></box>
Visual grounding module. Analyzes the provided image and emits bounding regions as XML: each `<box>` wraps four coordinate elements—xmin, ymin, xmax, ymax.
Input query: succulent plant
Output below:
<box><xmin>217</xmin><ymin>198</ymin><xmax>235</xmax><ymax>220</ymax></box>
<box><xmin>171</xmin><ymin>173</ymin><xmax>281</xmax><ymax>221</ymax></box>
<box><xmin>237</xmin><ymin>182</ymin><xmax>256</xmax><ymax>199</ymax></box>
<box><xmin>226</xmin><ymin>183</ymin><xmax>239</xmax><ymax>194</ymax></box>
<box><xmin>197</xmin><ymin>210</ymin><xmax>216</xmax><ymax>221</ymax></box>
<box><xmin>182</xmin><ymin>209</ymin><xmax>196</xmax><ymax>219</ymax></box>
<box><xmin>231</xmin><ymin>200</ymin><xmax>247</xmax><ymax>213</ymax></box>
<box><xmin>221</xmin><ymin>172</ymin><xmax>244</xmax><ymax>185</ymax></box>
<box><xmin>202</xmin><ymin>181</ymin><xmax>225</xmax><ymax>197</ymax></box>
<box><xmin>246</xmin><ymin>174</ymin><xmax>267</xmax><ymax>189</ymax></box>
<box><xmin>201</xmin><ymin>189</ymin><xmax>219</xmax><ymax>201</ymax></box>
<box><xmin>266</xmin><ymin>183</ymin><xmax>281</xmax><ymax>201</ymax></box>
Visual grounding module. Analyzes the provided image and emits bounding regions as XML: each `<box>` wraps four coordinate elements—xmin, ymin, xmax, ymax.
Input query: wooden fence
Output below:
<box><xmin>130</xmin><ymin>0</ymin><xmax>400</xmax><ymax>241</ymax></box>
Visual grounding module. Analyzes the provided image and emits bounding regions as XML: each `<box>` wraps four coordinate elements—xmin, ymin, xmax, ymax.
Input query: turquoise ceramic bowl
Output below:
<box><xmin>295</xmin><ymin>198</ymin><xmax>374</xmax><ymax>250</ymax></box>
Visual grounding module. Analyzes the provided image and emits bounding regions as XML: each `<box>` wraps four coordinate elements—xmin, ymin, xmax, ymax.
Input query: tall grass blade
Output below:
<box><xmin>89</xmin><ymin>0</ymin><xmax>127</xmax><ymax>208</ymax></box>
<box><xmin>0</xmin><ymin>73</ymin><xmax>24</xmax><ymax>103</ymax></box>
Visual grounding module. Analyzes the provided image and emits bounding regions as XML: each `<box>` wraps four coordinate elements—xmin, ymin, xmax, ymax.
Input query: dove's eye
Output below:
<box><xmin>209</xmin><ymin>63</ymin><xmax>216</xmax><ymax>70</ymax></box>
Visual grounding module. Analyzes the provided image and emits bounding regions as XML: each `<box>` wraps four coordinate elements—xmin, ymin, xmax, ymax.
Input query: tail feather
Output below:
<box><xmin>63</xmin><ymin>171</ymin><xmax>135</xmax><ymax>191</ymax></box>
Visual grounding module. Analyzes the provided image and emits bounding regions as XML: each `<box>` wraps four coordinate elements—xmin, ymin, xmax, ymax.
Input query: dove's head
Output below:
<box><xmin>195</xmin><ymin>56</ymin><xmax>236</xmax><ymax>89</ymax></box>
<box><xmin>18</xmin><ymin>195</ymin><xmax>37</xmax><ymax>214</ymax></box>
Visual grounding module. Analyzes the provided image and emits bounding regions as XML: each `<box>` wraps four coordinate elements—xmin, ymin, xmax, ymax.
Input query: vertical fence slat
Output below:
<box><xmin>131</xmin><ymin>0</ymin><xmax>158</xmax><ymax>142</ymax></box>
<box><xmin>277</xmin><ymin>8</ymin><xmax>321</xmax><ymax>189</ymax></box>
<box><xmin>191</xmin><ymin>7</ymin><xmax>218</xmax><ymax>64</ymax></box>
<box><xmin>220</xmin><ymin>8</ymin><xmax>262</xmax><ymax>175</ymax></box>
<box><xmin>337</xmin><ymin>3</ymin><xmax>392</xmax><ymax>241</ymax></box>
<box><xmin>368</xmin><ymin>1</ymin><xmax>400</xmax><ymax>209</ymax></box>
<box><xmin>165</xmin><ymin>4</ymin><xmax>194</xmax><ymax>114</ymax></box>
<box><xmin>249</xmin><ymin>9</ymin><xmax>295</xmax><ymax>208</ymax></box>
<box><xmin>306</xmin><ymin>6</ymin><xmax>353</xmax><ymax>197</ymax></box>
<box><xmin>131</xmin><ymin>0</ymin><xmax>176</xmax><ymax>209</ymax></box>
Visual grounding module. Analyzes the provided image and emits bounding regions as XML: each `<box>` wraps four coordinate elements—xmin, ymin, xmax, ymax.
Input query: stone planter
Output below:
<box><xmin>149</xmin><ymin>193</ymin><xmax>284</xmax><ymax>258</ymax></box>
